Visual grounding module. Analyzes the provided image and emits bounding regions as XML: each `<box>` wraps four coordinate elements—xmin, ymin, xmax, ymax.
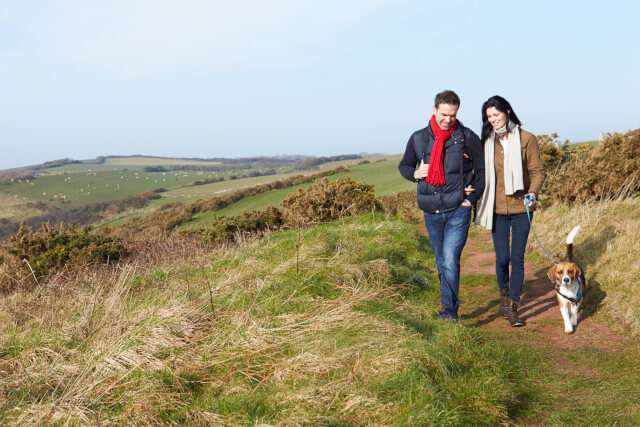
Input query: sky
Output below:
<box><xmin>1</xmin><ymin>0</ymin><xmax>639</xmax><ymax>170</ymax></box>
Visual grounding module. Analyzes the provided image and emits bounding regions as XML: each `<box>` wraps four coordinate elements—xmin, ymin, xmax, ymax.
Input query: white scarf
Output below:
<box><xmin>475</xmin><ymin>122</ymin><xmax>524</xmax><ymax>230</ymax></box>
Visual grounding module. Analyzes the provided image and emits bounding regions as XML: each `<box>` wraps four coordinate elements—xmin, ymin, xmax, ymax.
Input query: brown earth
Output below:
<box><xmin>420</xmin><ymin>223</ymin><xmax>626</xmax><ymax>349</ymax></box>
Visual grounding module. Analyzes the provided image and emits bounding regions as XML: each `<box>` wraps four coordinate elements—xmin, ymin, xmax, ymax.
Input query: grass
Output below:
<box><xmin>182</xmin><ymin>157</ymin><xmax>414</xmax><ymax>227</ymax></box>
<box><xmin>0</xmin><ymin>213</ymin><xmax>544</xmax><ymax>425</ymax></box>
<box><xmin>0</xmin><ymin>170</ymin><xmax>208</xmax><ymax>208</ymax></box>
<box><xmin>46</xmin><ymin>156</ymin><xmax>224</xmax><ymax>172</ymax></box>
<box><xmin>0</xmin><ymin>195</ymin><xmax>48</xmax><ymax>220</ymax></box>
<box><xmin>1</xmin><ymin>155</ymin><xmax>396</xmax><ymax>223</ymax></box>
<box><xmin>2</xmin><ymin>207</ymin><xmax>640</xmax><ymax>424</ymax></box>
<box><xmin>526</xmin><ymin>196</ymin><xmax>640</xmax><ymax>334</ymax></box>
<box><xmin>160</xmin><ymin>170</ymin><xmax>318</xmax><ymax>205</ymax></box>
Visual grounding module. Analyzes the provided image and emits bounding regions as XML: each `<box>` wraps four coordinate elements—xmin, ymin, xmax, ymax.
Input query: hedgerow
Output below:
<box><xmin>113</xmin><ymin>166</ymin><xmax>350</xmax><ymax>238</ymax></box>
<box><xmin>5</xmin><ymin>224</ymin><xmax>129</xmax><ymax>278</ymax></box>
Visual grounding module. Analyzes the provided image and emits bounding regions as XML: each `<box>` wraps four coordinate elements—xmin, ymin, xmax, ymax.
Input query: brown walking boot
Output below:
<box><xmin>499</xmin><ymin>287</ymin><xmax>509</xmax><ymax>319</ymax></box>
<box><xmin>508</xmin><ymin>300</ymin><xmax>526</xmax><ymax>327</ymax></box>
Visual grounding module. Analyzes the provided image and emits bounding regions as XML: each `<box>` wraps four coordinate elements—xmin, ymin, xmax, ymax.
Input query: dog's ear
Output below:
<box><xmin>547</xmin><ymin>264</ymin><xmax>558</xmax><ymax>283</ymax></box>
<box><xmin>568</xmin><ymin>263</ymin><xmax>580</xmax><ymax>280</ymax></box>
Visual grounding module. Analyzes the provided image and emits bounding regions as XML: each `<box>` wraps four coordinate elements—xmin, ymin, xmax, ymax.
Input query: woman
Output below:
<box><xmin>473</xmin><ymin>95</ymin><xmax>545</xmax><ymax>326</ymax></box>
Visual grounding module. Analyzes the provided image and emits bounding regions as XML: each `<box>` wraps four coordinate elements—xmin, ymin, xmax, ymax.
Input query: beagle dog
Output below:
<box><xmin>546</xmin><ymin>226</ymin><xmax>585</xmax><ymax>334</ymax></box>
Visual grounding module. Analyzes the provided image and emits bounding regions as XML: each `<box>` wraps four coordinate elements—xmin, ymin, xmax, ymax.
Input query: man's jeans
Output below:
<box><xmin>491</xmin><ymin>212</ymin><xmax>531</xmax><ymax>302</ymax></box>
<box><xmin>424</xmin><ymin>205</ymin><xmax>472</xmax><ymax>319</ymax></box>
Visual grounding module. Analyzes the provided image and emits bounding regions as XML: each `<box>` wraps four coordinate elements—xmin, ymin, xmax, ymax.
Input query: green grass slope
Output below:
<box><xmin>45</xmin><ymin>156</ymin><xmax>224</xmax><ymax>172</ymax></box>
<box><xmin>0</xmin><ymin>214</ymin><xmax>541</xmax><ymax>425</ymax></box>
<box><xmin>183</xmin><ymin>157</ymin><xmax>414</xmax><ymax>228</ymax></box>
<box><xmin>2</xmin><ymin>208</ymin><xmax>640</xmax><ymax>424</ymax></box>
<box><xmin>0</xmin><ymin>170</ymin><xmax>213</xmax><ymax>209</ymax></box>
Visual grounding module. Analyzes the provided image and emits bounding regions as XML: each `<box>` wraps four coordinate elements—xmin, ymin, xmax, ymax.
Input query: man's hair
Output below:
<box><xmin>434</xmin><ymin>90</ymin><xmax>460</xmax><ymax>108</ymax></box>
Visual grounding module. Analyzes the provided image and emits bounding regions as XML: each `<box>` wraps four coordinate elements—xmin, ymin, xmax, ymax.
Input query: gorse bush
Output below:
<box><xmin>183</xmin><ymin>206</ymin><xmax>283</xmax><ymax>243</ymax></box>
<box><xmin>536</xmin><ymin>133</ymin><xmax>563</xmax><ymax>171</ymax></box>
<box><xmin>379</xmin><ymin>190</ymin><xmax>423</xmax><ymax>224</ymax></box>
<box><xmin>280</xmin><ymin>178</ymin><xmax>381</xmax><ymax>226</ymax></box>
<box><xmin>0</xmin><ymin>189</ymin><xmax>168</xmax><ymax>241</ymax></box>
<box><xmin>113</xmin><ymin>166</ymin><xmax>350</xmax><ymax>237</ymax></box>
<box><xmin>6</xmin><ymin>224</ymin><xmax>129</xmax><ymax>277</ymax></box>
<box><xmin>543</xmin><ymin>128</ymin><xmax>640</xmax><ymax>204</ymax></box>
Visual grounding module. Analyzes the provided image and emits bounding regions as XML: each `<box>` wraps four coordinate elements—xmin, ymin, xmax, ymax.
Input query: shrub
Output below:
<box><xmin>114</xmin><ymin>165</ymin><xmax>351</xmax><ymax>238</ymax></box>
<box><xmin>379</xmin><ymin>191</ymin><xmax>423</xmax><ymax>224</ymax></box>
<box><xmin>189</xmin><ymin>206</ymin><xmax>283</xmax><ymax>243</ymax></box>
<box><xmin>280</xmin><ymin>178</ymin><xmax>381</xmax><ymax>226</ymax></box>
<box><xmin>536</xmin><ymin>133</ymin><xmax>563</xmax><ymax>172</ymax></box>
<box><xmin>6</xmin><ymin>224</ymin><xmax>129</xmax><ymax>277</ymax></box>
<box><xmin>543</xmin><ymin>128</ymin><xmax>640</xmax><ymax>204</ymax></box>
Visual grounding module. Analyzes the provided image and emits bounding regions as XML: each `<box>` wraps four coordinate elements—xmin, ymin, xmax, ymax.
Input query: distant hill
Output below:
<box><xmin>0</xmin><ymin>154</ymin><xmax>365</xmax><ymax>176</ymax></box>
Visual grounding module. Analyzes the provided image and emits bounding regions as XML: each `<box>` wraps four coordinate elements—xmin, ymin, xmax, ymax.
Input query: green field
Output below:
<box><xmin>0</xmin><ymin>170</ymin><xmax>220</xmax><ymax>208</ymax></box>
<box><xmin>183</xmin><ymin>157</ymin><xmax>414</xmax><ymax>228</ymax></box>
<box><xmin>44</xmin><ymin>156</ymin><xmax>225</xmax><ymax>172</ymax></box>
<box><xmin>0</xmin><ymin>154</ymin><xmax>405</xmax><ymax>227</ymax></box>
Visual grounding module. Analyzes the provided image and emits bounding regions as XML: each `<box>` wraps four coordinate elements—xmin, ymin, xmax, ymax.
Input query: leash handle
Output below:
<box><xmin>524</xmin><ymin>194</ymin><xmax>561</xmax><ymax>264</ymax></box>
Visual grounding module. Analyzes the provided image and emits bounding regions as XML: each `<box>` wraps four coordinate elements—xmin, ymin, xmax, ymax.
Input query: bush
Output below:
<box><xmin>280</xmin><ymin>178</ymin><xmax>381</xmax><ymax>226</ymax></box>
<box><xmin>189</xmin><ymin>206</ymin><xmax>283</xmax><ymax>243</ymax></box>
<box><xmin>543</xmin><ymin>128</ymin><xmax>640</xmax><ymax>204</ymax></box>
<box><xmin>6</xmin><ymin>224</ymin><xmax>129</xmax><ymax>277</ymax></box>
<box><xmin>379</xmin><ymin>191</ymin><xmax>422</xmax><ymax>224</ymax></box>
<box><xmin>536</xmin><ymin>133</ymin><xmax>564</xmax><ymax>172</ymax></box>
<box><xmin>113</xmin><ymin>165</ymin><xmax>351</xmax><ymax>238</ymax></box>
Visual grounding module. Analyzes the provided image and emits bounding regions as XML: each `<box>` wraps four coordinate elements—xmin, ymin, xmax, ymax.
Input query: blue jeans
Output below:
<box><xmin>424</xmin><ymin>205</ymin><xmax>472</xmax><ymax>319</ymax></box>
<box><xmin>491</xmin><ymin>212</ymin><xmax>531</xmax><ymax>302</ymax></box>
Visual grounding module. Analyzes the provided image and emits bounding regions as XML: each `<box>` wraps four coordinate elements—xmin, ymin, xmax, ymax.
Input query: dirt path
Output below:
<box><xmin>419</xmin><ymin>223</ymin><xmax>639</xmax><ymax>423</ymax></box>
<box><xmin>458</xmin><ymin>227</ymin><xmax>625</xmax><ymax>348</ymax></box>
<box><xmin>418</xmin><ymin>222</ymin><xmax>625</xmax><ymax>348</ymax></box>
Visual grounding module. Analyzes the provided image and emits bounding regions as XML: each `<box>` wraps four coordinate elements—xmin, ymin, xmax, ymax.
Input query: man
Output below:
<box><xmin>398</xmin><ymin>90</ymin><xmax>485</xmax><ymax>321</ymax></box>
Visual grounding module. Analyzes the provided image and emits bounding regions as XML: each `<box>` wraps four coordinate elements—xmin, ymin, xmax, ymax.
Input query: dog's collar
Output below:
<box><xmin>555</xmin><ymin>277</ymin><xmax>583</xmax><ymax>304</ymax></box>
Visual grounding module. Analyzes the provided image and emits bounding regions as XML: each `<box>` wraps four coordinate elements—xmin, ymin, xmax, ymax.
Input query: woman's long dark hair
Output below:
<box><xmin>480</xmin><ymin>95</ymin><xmax>522</xmax><ymax>143</ymax></box>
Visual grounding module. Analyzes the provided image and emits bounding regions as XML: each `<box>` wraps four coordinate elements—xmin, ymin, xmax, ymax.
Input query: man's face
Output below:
<box><xmin>432</xmin><ymin>103</ymin><xmax>459</xmax><ymax>131</ymax></box>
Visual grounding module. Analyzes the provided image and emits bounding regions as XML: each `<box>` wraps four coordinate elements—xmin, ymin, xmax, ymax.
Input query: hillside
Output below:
<box><xmin>2</xmin><ymin>131</ymin><xmax>640</xmax><ymax>424</ymax></box>
<box><xmin>2</xmin><ymin>204</ymin><xmax>639</xmax><ymax>424</ymax></box>
<box><xmin>0</xmin><ymin>155</ymin><xmax>402</xmax><ymax>241</ymax></box>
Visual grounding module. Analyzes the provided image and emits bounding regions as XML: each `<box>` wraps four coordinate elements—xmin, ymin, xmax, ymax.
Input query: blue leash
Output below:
<box><xmin>524</xmin><ymin>194</ymin><xmax>561</xmax><ymax>265</ymax></box>
<box><xmin>525</xmin><ymin>195</ymin><xmax>582</xmax><ymax>302</ymax></box>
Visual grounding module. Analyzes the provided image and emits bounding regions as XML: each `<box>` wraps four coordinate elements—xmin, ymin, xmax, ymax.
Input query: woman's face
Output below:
<box><xmin>486</xmin><ymin>107</ymin><xmax>508</xmax><ymax>130</ymax></box>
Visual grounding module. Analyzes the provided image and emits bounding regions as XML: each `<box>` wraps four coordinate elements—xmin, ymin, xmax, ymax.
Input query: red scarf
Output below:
<box><xmin>426</xmin><ymin>115</ymin><xmax>457</xmax><ymax>186</ymax></box>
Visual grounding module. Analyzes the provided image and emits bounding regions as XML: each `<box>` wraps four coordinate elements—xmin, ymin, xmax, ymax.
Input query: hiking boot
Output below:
<box><xmin>499</xmin><ymin>287</ymin><xmax>509</xmax><ymax>319</ymax></box>
<box><xmin>508</xmin><ymin>300</ymin><xmax>526</xmax><ymax>327</ymax></box>
<box><xmin>437</xmin><ymin>311</ymin><xmax>459</xmax><ymax>323</ymax></box>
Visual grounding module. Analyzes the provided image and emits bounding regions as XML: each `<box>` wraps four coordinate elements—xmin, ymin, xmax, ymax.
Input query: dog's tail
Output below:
<box><xmin>565</xmin><ymin>225</ymin><xmax>581</xmax><ymax>262</ymax></box>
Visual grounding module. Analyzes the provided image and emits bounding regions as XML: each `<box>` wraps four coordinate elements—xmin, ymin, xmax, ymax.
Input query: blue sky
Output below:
<box><xmin>1</xmin><ymin>0</ymin><xmax>638</xmax><ymax>170</ymax></box>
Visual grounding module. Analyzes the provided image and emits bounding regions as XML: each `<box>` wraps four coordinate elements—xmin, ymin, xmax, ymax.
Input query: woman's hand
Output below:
<box><xmin>526</xmin><ymin>192</ymin><xmax>537</xmax><ymax>210</ymax></box>
<box><xmin>464</xmin><ymin>185</ymin><xmax>474</xmax><ymax>196</ymax></box>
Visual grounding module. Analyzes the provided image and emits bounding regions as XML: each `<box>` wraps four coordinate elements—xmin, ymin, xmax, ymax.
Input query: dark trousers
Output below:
<box><xmin>491</xmin><ymin>212</ymin><xmax>531</xmax><ymax>302</ymax></box>
<box><xmin>424</xmin><ymin>205</ymin><xmax>472</xmax><ymax>319</ymax></box>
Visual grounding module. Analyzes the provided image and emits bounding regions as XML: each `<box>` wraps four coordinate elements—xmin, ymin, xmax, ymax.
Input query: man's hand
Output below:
<box><xmin>464</xmin><ymin>185</ymin><xmax>474</xmax><ymax>196</ymax></box>
<box><xmin>414</xmin><ymin>161</ymin><xmax>429</xmax><ymax>180</ymax></box>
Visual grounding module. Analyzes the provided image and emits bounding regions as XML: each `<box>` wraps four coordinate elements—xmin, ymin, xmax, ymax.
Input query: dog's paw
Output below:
<box><xmin>564</xmin><ymin>326</ymin><xmax>574</xmax><ymax>334</ymax></box>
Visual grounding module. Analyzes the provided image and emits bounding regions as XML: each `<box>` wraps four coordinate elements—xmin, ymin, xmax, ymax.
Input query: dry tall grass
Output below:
<box><xmin>528</xmin><ymin>197</ymin><xmax>640</xmax><ymax>334</ymax></box>
<box><xmin>1</xmin><ymin>214</ymin><xmax>529</xmax><ymax>424</ymax></box>
<box><xmin>0</xmin><ymin>220</ymin><xmax>407</xmax><ymax>424</ymax></box>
